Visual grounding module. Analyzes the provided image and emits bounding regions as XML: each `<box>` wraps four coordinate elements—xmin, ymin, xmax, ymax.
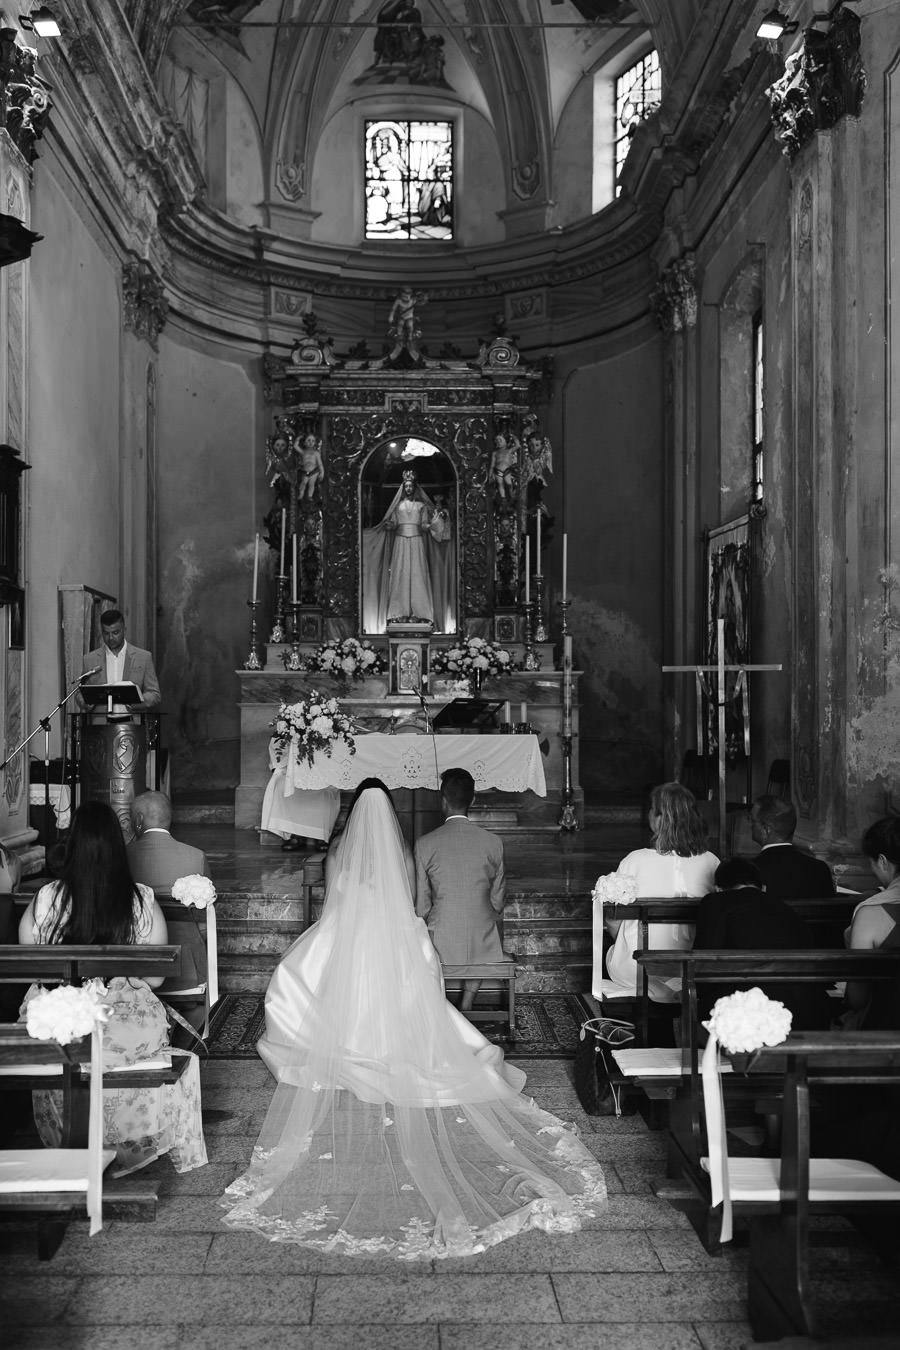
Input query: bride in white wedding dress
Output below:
<box><xmin>221</xmin><ymin>785</ymin><xmax>606</xmax><ymax>1259</ymax></box>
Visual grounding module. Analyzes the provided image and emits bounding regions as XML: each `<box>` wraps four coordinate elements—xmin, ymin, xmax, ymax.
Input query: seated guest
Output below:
<box><xmin>599</xmin><ymin>782</ymin><xmax>718</xmax><ymax>1005</ymax></box>
<box><xmin>18</xmin><ymin>802</ymin><xmax>207</xmax><ymax>1175</ymax></box>
<box><xmin>750</xmin><ymin>794</ymin><xmax>835</xmax><ymax>897</ymax></box>
<box><xmin>844</xmin><ymin>815</ymin><xmax>900</xmax><ymax>1029</ymax></box>
<box><xmin>695</xmin><ymin>858</ymin><xmax>830</xmax><ymax>1028</ymax></box>
<box><xmin>260</xmin><ymin>736</ymin><xmax>340</xmax><ymax>852</ymax></box>
<box><xmin>128</xmin><ymin>791</ymin><xmax>210</xmax><ymax>1006</ymax></box>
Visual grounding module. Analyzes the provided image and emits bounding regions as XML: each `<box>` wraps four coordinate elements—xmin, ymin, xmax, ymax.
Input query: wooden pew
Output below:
<box><xmin>629</xmin><ymin>948</ymin><xmax>900</xmax><ymax>1250</ymax></box>
<box><xmin>713</xmin><ymin>1031</ymin><xmax>900</xmax><ymax>1340</ymax></box>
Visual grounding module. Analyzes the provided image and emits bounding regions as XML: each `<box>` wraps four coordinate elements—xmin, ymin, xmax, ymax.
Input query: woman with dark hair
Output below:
<box><xmin>324</xmin><ymin>777</ymin><xmax>416</xmax><ymax>893</ymax></box>
<box><xmin>844</xmin><ymin>815</ymin><xmax>900</xmax><ymax>1026</ymax></box>
<box><xmin>18</xmin><ymin>802</ymin><xmax>207</xmax><ymax>1175</ymax></box>
<box><xmin>596</xmin><ymin>781</ymin><xmax>719</xmax><ymax>1003</ymax></box>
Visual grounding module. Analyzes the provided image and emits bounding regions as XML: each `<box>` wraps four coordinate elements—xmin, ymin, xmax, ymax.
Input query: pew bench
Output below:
<box><xmin>440</xmin><ymin>958</ymin><xmax>517</xmax><ymax>1039</ymax></box>
<box><xmin>709</xmin><ymin>1031</ymin><xmax>900</xmax><ymax>1341</ymax></box>
<box><xmin>629</xmin><ymin>947</ymin><xmax>900</xmax><ymax>1251</ymax></box>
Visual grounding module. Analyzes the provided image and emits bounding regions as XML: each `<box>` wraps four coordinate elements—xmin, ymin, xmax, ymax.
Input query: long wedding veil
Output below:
<box><xmin>222</xmin><ymin>788</ymin><xmax>606</xmax><ymax>1258</ymax></box>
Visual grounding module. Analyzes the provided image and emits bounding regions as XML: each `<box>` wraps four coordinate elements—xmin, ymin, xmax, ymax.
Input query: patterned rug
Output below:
<box><xmin>206</xmin><ymin>991</ymin><xmax>592</xmax><ymax>1060</ymax></box>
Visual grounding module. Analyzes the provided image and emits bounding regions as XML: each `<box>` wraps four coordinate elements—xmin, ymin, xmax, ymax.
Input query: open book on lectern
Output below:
<box><xmin>80</xmin><ymin>682</ymin><xmax>144</xmax><ymax>706</ymax></box>
<box><xmin>431</xmin><ymin>698</ymin><xmax>504</xmax><ymax>732</ymax></box>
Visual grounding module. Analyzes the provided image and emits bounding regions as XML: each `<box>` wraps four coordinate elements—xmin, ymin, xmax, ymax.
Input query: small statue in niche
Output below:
<box><xmin>490</xmin><ymin>431</ymin><xmax>520</xmax><ymax>504</ymax></box>
<box><xmin>295</xmin><ymin>432</ymin><xmax>325</xmax><ymax>501</ymax></box>
<box><xmin>389</xmin><ymin>285</ymin><xmax>428</xmax><ymax>356</ymax></box>
<box><xmin>524</xmin><ymin>426</ymin><xmax>553</xmax><ymax>489</ymax></box>
<box><xmin>266</xmin><ymin>425</ymin><xmax>293</xmax><ymax>490</ymax></box>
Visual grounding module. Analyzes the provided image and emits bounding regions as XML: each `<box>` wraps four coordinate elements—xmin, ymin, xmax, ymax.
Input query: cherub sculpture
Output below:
<box><xmin>295</xmin><ymin>432</ymin><xmax>325</xmax><ymax>501</ymax></box>
<box><xmin>389</xmin><ymin>285</ymin><xmax>428</xmax><ymax>348</ymax></box>
<box><xmin>490</xmin><ymin>431</ymin><xmax>520</xmax><ymax>503</ymax></box>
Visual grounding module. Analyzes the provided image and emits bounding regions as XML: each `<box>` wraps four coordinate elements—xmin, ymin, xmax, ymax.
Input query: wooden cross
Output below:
<box><xmin>663</xmin><ymin>618</ymin><xmax>782</xmax><ymax>856</ymax></box>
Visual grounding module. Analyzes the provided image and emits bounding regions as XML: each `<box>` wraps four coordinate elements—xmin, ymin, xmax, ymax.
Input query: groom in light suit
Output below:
<box><xmin>414</xmin><ymin>767</ymin><xmax>506</xmax><ymax>1011</ymax></box>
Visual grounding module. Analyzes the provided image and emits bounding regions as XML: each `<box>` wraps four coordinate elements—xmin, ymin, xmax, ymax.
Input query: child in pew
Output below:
<box><xmin>17</xmin><ymin>802</ymin><xmax>207</xmax><ymax>1176</ymax></box>
<box><xmin>694</xmin><ymin>858</ymin><xmax>831</xmax><ymax>1030</ymax></box>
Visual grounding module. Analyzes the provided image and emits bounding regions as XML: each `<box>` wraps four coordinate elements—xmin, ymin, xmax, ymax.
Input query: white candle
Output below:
<box><xmin>536</xmin><ymin>509</ymin><xmax>541</xmax><ymax>573</ymax></box>
<box><xmin>564</xmin><ymin>635</ymin><xmax>572</xmax><ymax>671</ymax></box>
<box><xmin>279</xmin><ymin>508</ymin><xmax>286</xmax><ymax>575</ymax></box>
<box><xmin>503</xmin><ymin>700</ymin><xmax>511</xmax><ymax>724</ymax></box>
<box><xmin>251</xmin><ymin>533</ymin><xmax>259</xmax><ymax>603</ymax></box>
<box><xmin>292</xmin><ymin>533</ymin><xmax>298</xmax><ymax>603</ymax></box>
<box><xmin>525</xmin><ymin>536</ymin><xmax>531</xmax><ymax>604</ymax></box>
<box><xmin>520</xmin><ymin>701</ymin><xmax>527</xmax><ymax>724</ymax></box>
<box><xmin>562</xmin><ymin>533</ymin><xmax>568</xmax><ymax>598</ymax></box>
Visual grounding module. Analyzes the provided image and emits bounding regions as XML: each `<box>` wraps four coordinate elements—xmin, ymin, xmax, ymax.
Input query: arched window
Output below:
<box><xmin>614</xmin><ymin>49</ymin><xmax>661</xmax><ymax>197</ymax></box>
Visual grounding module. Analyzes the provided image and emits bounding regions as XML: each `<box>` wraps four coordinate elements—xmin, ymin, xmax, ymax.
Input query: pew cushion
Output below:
<box><xmin>0</xmin><ymin>1148</ymin><xmax>116</xmax><ymax>1192</ymax></box>
<box><xmin>701</xmin><ymin>1155</ymin><xmax>900</xmax><ymax>1202</ymax></box>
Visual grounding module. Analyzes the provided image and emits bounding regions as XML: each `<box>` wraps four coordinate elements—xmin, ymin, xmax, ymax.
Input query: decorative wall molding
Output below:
<box><xmin>122</xmin><ymin>255</ymin><xmax>168</xmax><ymax>348</ymax></box>
<box><xmin>0</xmin><ymin>28</ymin><xmax>52</xmax><ymax>166</ymax></box>
<box><xmin>767</xmin><ymin>8</ymin><xmax>867</xmax><ymax>160</ymax></box>
<box><xmin>651</xmin><ymin>255</ymin><xmax>697</xmax><ymax>334</ymax></box>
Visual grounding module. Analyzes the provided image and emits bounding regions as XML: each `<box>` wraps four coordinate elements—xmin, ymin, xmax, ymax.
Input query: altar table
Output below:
<box><xmin>282</xmin><ymin>733</ymin><xmax>547</xmax><ymax>798</ymax></box>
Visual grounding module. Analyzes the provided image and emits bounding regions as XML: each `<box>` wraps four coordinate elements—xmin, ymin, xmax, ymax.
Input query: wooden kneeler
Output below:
<box><xmin>441</xmin><ymin>958</ymin><xmax>517</xmax><ymax>1040</ymax></box>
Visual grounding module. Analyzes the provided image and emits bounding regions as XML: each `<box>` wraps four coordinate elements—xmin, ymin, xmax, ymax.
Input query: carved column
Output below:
<box><xmin>121</xmin><ymin>255</ymin><xmax>168</xmax><ymax>650</ymax></box>
<box><xmin>652</xmin><ymin>254</ymin><xmax>699</xmax><ymax>778</ymax></box>
<box><xmin>767</xmin><ymin>9</ymin><xmax>867</xmax><ymax>851</ymax></box>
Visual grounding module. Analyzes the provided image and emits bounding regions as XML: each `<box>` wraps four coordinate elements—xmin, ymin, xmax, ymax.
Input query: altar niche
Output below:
<box><xmin>360</xmin><ymin>437</ymin><xmax>457</xmax><ymax>635</ymax></box>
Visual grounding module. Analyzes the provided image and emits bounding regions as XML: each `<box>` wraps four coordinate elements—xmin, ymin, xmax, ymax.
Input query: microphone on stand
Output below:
<box><xmin>72</xmin><ymin>667</ymin><xmax>101</xmax><ymax>685</ymax></box>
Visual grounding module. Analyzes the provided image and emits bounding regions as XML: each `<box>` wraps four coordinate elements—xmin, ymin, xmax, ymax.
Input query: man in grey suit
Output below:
<box><xmin>414</xmin><ymin>767</ymin><xmax>506</xmax><ymax>1011</ymax></box>
<box><xmin>77</xmin><ymin>609</ymin><xmax>161</xmax><ymax>711</ymax></box>
<box><xmin>128</xmin><ymin>791</ymin><xmax>210</xmax><ymax>1003</ymax></box>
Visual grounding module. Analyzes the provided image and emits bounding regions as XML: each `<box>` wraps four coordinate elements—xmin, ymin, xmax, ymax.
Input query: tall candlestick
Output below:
<box><xmin>536</xmin><ymin>508</ymin><xmax>541</xmax><ymax>573</ymax></box>
<box><xmin>519</xmin><ymin>701</ymin><xmax>527</xmax><ymax>724</ymax></box>
<box><xmin>279</xmin><ymin>508</ymin><xmax>286</xmax><ymax>575</ymax></box>
<box><xmin>291</xmin><ymin>532</ymin><xmax>298</xmax><ymax>603</ymax></box>
<box><xmin>525</xmin><ymin>536</ymin><xmax>531</xmax><ymax>604</ymax></box>
<box><xmin>251</xmin><ymin>533</ymin><xmax>260</xmax><ymax>603</ymax></box>
<box><xmin>562</xmin><ymin>533</ymin><xmax>568</xmax><ymax>599</ymax></box>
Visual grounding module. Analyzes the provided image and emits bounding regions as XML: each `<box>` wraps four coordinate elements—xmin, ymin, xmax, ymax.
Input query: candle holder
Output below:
<box><xmin>243</xmin><ymin>600</ymin><xmax>263</xmax><ymax>670</ymax></box>
<box><xmin>533</xmin><ymin>572</ymin><xmax>548</xmax><ymax>643</ymax></box>
<box><xmin>559</xmin><ymin>597</ymin><xmax>570</xmax><ymax>638</ymax></box>
<box><xmin>269</xmin><ymin>573</ymin><xmax>290</xmax><ymax>644</ymax></box>
<box><xmin>522</xmin><ymin>601</ymin><xmax>541</xmax><ymax>671</ymax></box>
<box><xmin>558</xmin><ymin>730</ymin><xmax>579</xmax><ymax>832</ymax></box>
<box><xmin>283</xmin><ymin>603</ymin><xmax>305</xmax><ymax>671</ymax></box>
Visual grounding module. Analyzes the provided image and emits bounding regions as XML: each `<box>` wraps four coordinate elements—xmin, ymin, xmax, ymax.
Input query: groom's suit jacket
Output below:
<box><xmin>414</xmin><ymin>815</ymin><xmax>506</xmax><ymax>964</ymax></box>
<box><xmin>127</xmin><ymin>830</ymin><xmax>210</xmax><ymax>996</ymax></box>
<box><xmin>79</xmin><ymin>643</ymin><xmax>161</xmax><ymax>708</ymax></box>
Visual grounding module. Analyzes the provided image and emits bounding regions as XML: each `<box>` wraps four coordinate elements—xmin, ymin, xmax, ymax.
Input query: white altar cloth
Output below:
<box><xmin>282</xmin><ymin>733</ymin><xmax>547</xmax><ymax>797</ymax></box>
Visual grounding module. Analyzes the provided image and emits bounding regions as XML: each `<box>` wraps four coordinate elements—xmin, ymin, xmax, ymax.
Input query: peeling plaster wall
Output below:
<box><xmin>156</xmin><ymin>328</ymin><xmax>264</xmax><ymax>793</ymax></box>
<box><xmin>559</xmin><ymin>330</ymin><xmax>665</xmax><ymax>795</ymax></box>
<box><xmin>27</xmin><ymin>165</ymin><xmax>121</xmax><ymax>757</ymax></box>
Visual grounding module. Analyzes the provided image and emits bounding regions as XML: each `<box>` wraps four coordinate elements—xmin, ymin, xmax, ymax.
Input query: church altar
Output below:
<box><xmin>281</xmin><ymin>731</ymin><xmax>546</xmax><ymax>796</ymax></box>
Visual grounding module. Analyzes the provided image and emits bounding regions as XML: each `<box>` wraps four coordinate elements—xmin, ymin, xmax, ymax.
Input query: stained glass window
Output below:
<box><xmin>614</xmin><ymin>50</ymin><xmax>661</xmax><ymax>196</ymax></box>
<box><xmin>752</xmin><ymin>309</ymin><xmax>765</xmax><ymax>502</ymax></box>
<box><xmin>365</xmin><ymin>119</ymin><xmax>453</xmax><ymax>240</ymax></box>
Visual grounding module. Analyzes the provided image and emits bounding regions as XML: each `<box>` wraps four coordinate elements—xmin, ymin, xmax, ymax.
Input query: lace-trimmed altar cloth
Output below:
<box><xmin>221</xmin><ymin>788</ymin><xmax>602</xmax><ymax>1260</ymax></box>
<box><xmin>282</xmin><ymin>732</ymin><xmax>546</xmax><ymax>796</ymax></box>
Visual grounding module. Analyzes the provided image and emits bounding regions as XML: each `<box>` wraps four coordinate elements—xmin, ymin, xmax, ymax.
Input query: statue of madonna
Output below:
<box><xmin>362</xmin><ymin>466</ymin><xmax>454</xmax><ymax>631</ymax></box>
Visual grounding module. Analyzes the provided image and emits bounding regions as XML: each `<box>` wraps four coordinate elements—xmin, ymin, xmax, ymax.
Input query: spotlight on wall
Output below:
<box><xmin>756</xmin><ymin>7</ymin><xmax>798</xmax><ymax>39</ymax></box>
<box><xmin>18</xmin><ymin>6</ymin><xmax>60</xmax><ymax>36</ymax></box>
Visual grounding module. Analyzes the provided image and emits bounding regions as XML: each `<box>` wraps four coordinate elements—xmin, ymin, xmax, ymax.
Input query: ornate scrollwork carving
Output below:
<box><xmin>0</xmin><ymin>30</ymin><xmax>52</xmax><ymax>165</ymax></box>
<box><xmin>289</xmin><ymin>311</ymin><xmax>338</xmax><ymax>369</ymax></box>
<box><xmin>122</xmin><ymin>256</ymin><xmax>168</xmax><ymax>349</ymax></box>
<box><xmin>275</xmin><ymin>157</ymin><xmax>306</xmax><ymax>202</ymax></box>
<box><xmin>767</xmin><ymin>8</ymin><xmax>867</xmax><ymax>160</ymax></box>
<box><xmin>651</xmin><ymin>256</ymin><xmax>697</xmax><ymax>335</ymax></box>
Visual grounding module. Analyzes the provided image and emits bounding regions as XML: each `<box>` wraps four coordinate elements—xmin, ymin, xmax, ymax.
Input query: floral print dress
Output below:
<box><xmin>26</xmin><ymin>882</ymin><xmax>207</xmax><ymax>1175</ymax></box>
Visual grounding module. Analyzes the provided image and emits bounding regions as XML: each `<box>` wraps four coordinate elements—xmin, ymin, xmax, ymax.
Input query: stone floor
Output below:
<box><xmin>3</xmin><ymin>1053</ymin><xmax>899</xmax><ymax>1349</ymax></box>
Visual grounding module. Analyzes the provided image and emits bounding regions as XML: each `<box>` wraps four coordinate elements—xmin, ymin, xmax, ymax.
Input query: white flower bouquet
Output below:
<box><xmin>25</xmin><ymin>980</ymin><xmax>109</xmax><ymax>1045</ymax></box>
<box><xmin>298</xmin><ymin>637</ymin><xmax>387</xmax><ymax>681</ymax></box>
<box><xmin>431</xmin><ymin>636</ymin><xmax>519</xmax><ymax>680</ymax></box>
<box><xmin>172</xmin><ymin>874</ymin><xmax>217</xmax><ymax>910</ymax></box>
<box><xmin>273</xmin><ymin>690</ymin><xmax>357</xmax><ymax>769</ymax></box>
<box><xmin>704</xmin><ymin>988</ymin><xmax>793</xmax><ymax>1054</ymax></box>
<box><xmin>591</xmin><ymin>873</ymin><xmax>638</xmax><ymax>906</ymax></box>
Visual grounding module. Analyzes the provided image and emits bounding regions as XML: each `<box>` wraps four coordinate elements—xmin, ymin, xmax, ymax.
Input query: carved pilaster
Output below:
<box><xmin>651</xmin><ymin>256</ymin><xmax>697</xmax><ymax>335</ymax></box>
<box><xmin>122</xmin><ymin>256</ymin><xmax>168</xmax><ymax>349</ymax></box>
<box><xmin>0</xmin><ymin>28</ymin><xmax>52</xmax><ymax>166</ymax></box>
<box><xmin>767</xmin><ymin>8</ymin><xmax>867</xmax><ymax>160</ymax></box>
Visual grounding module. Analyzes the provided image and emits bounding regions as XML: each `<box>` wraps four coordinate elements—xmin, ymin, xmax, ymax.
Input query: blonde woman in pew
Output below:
<box><xmin>18</xmin><ymin>802</ymin><xmax>207</xmax><ymax>1176</ymax></box>
<box><xmin>597</xmin><ymin>782</ymin><xmax>719</xmax><ymax>1006</ymax></box>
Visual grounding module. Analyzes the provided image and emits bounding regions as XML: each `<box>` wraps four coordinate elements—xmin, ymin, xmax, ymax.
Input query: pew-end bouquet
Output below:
<box><xmin>25</xmin><ymin>980</ymin><xmax>109</xmax><ymax>1045</ymax></box>
<box><xmin>172</xmin><ymin>874</ymin><xmax>217</xmax><ymax>910</ymax></box>
<box><xmin>591</xmin><ymin>873</ymin><xmax>638</xmax><ymax>906</ymax></box>
<box><xmin>704</xmin><ymin>988</ymin><xmax>792</xmax><ymax>1054</ymax></box>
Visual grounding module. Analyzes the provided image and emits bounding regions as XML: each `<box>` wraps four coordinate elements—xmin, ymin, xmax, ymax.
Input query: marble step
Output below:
<box><xmin>213</xmin><ymin>891</ymin><xmax>593</xmax><ymax>925</ymax></box>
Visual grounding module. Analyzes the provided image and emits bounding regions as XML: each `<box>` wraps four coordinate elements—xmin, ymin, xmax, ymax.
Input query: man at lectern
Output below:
<box><xmin>77</xmin><ymin>609</ymin><xmax>161</xmax><ymax>714</ymax></box>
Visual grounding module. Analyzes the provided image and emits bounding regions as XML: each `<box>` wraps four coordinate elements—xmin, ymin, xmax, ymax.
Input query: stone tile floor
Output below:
<box><xmin>3</xmin><ymin>1056</ymin><xmax>898</xmax><ymax>1350</ymax></box>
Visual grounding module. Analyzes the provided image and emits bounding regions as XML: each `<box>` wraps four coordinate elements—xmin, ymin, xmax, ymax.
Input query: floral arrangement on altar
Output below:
<box><xmin>431</xmin><ymin>636</ymin><xmax>518</xmax><ymax>681</ymax></box>
<box><xmin>172</xmin><ymin>875</ymin><xmax>217</xmax><ymax>910</ymax></box>
<box><xmin>297</xmin><ymin>636</ymin><xmax>387</xmax><ymax>681</ymax></box>
<box><xmin>273</xmin><ymin>691</ymin><xmax>357</xmax><ymax>769</ymax></box>
<box><xmin>704</xmin><ymin>988</ymin><xmax>792</xmax><ymax>1054</ymax></box>
<box><xmin>591</xmin><ymin>873</ymin><xmax>638</xmax><ymax>906</ymax></box>
<box><xmin>25</xmin><ymin>980</ymin><xmax>109</xmax><ymax>1044</ymax></box>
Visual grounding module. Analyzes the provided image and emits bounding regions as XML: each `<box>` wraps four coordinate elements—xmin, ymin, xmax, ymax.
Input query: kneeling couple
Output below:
<box><xmin>221</xmin><ymin>772</ymin><xmax>606</xmax><ymax>1261</ymax></box>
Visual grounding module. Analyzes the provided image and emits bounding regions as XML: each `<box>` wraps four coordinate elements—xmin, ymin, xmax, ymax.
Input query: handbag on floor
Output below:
<box><xmin>574</xmin><ymin>1015</ymin><xmax>636</xmax><ymax>1117</ymax></box>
